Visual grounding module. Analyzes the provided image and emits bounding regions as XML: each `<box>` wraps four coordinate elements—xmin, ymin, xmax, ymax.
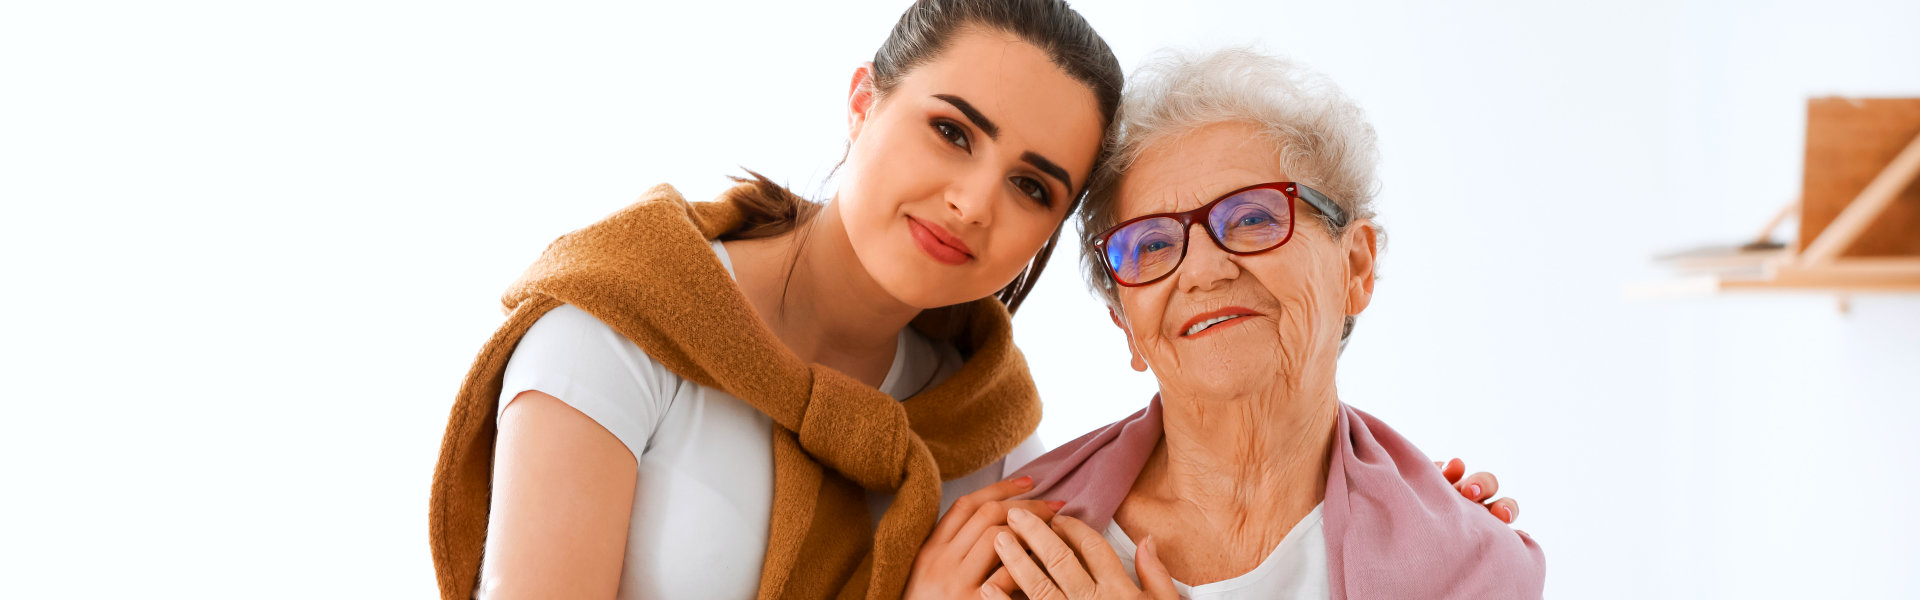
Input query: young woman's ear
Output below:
<box><xmin>1342</xmin><ymin>218</ymin><xmax>1379</xmax><ymax>317</ymax></box>
<box><xmin>1109</xmin><ymin>306</ymin><xmax>1149</xmax><ymax>372</ymax></box>
<box><xmin>847</xmin><ymin>62</ymin><xmax>878</xmax><ymax>142</ymax></box>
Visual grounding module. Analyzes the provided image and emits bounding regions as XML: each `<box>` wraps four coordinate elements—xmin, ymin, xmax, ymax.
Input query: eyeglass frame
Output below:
<box><xmin>1090</xmin><ymin>181</ymin><xmax>1350</xmax><ymax>288</ymax></box>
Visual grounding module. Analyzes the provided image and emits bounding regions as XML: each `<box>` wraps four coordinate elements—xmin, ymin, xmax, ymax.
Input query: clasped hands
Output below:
<box><xmin>903</xmin><ymin>474</ymin><xmax>1171</xmax><ymax>600</ymax></box>
<box><xmin>903</xmin><ymin>458</ymin><xmax>1517</xmax><ymax>600</ymax></box>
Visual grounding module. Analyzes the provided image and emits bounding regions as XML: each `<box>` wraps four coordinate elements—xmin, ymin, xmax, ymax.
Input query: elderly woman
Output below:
<box><xmin>982</xmin><ymin>49</ymin><xmax>1546</xmax><ymax>599</ymax></box>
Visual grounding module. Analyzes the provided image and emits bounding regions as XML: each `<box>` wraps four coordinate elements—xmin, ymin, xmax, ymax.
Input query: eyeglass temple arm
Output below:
<box><xmin>1295</xmin><ymin>184</ymin><xmax>1350</xmax><ymax>228</ymax></box>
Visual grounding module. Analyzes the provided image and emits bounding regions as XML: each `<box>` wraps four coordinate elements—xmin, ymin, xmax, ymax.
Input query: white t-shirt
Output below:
<box><xmin>1102</xmin><ymin>503</ymin><xmax>1330</xmax><ymax>600</ymax></box>
<box><xmin>482</xmin><ymin>241</ymin><xmax>1043</xmax><ymax>600</ymax></box>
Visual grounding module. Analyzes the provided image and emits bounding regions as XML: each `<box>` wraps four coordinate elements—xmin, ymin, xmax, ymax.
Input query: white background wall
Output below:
<box><xmin>4</xmin><ymin>0</ymin><xmax>1917</xmax><ymax>597</ymax></box>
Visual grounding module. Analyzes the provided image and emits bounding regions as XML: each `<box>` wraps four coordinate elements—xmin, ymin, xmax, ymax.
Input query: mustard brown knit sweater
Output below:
<box><xmin>429</xmin><ymin>180</ymin><xmax>1043</xmax><ymax>599</ymax></box>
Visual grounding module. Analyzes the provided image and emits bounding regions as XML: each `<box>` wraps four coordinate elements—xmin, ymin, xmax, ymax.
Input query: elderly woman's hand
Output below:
<box><xmin>982</xmin><ymin>508</ymin><xmax>1177</xmax><ymax>600</ymax></box>
<box><xmin>1437</xmin><ymin>457</ymin><xmax>1522</xmax><ymax>525</ymax></box>
<box><xmin>904</xmin><ymin>476</ymin><xmax>1064</xmax><ymax>600</ymax></box>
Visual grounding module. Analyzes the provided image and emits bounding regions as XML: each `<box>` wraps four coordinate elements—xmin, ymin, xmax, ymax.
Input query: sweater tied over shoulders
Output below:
<box><xmin>429</xmin><ymin>178</ymin><xmax>1043</xmax><ymax>600</ymax></box>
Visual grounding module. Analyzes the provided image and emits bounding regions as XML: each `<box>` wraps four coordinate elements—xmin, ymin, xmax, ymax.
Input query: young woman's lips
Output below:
<box><xmin>908</xmin><ymin>216</ymin><xmax>973</xmax><ymax>266</ymax></box>
<box><xmin>1179</xmin><ymin>307</ymin><xmax>1262</xmax><ymax>339</ymax></box>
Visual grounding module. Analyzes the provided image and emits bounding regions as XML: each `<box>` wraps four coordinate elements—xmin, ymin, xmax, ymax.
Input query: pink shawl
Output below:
<box><xmin>1011</xmin><ymin>396</ymin><xmax>1545</xmax><ymax>598</ymax></box>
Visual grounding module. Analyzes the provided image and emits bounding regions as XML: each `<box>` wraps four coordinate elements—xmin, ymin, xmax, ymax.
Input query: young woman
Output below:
<box><xmin>431</xmin><ymin>1</ymin><xmax>1123</xmax><ymax>599</ymax></box>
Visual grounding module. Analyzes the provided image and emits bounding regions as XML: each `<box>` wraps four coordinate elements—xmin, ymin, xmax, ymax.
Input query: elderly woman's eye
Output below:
<box><xmin>933</xmin><ymin>120</ymin><xmax>970</xmax><ymax>152</ymax></box>
<box><xmin>1237</xmin><ymin>215</ymin><xmax>1270</xmax><ymax>227</ymax></box>
<box><xmin>1142</xmin><ymin>240</ymin><xmax>1173</xmax><ymax>253</ymax></box>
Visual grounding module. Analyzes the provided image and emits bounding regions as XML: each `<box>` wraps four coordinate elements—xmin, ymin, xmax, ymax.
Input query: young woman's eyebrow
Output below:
<box><xmin>933</xmin><ymin>94</ymin><xmax>999</xmax><ymax>139</ymax></box>
<box><xmin>1022</xmin><ymin>151</ymin><xmax>1073</xmax><ymax>192</ymax></box>
<box><xmin>931</xmin><ymin>94</ymin><xmax>1073</xmax><ymax>192</ymax></box>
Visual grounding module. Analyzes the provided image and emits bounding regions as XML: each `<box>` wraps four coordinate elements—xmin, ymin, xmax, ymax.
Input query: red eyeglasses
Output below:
<box><xmin>1091</xmin><ymin>182</ymin><xmax>1348</xmax><ymax>287</ymax></box>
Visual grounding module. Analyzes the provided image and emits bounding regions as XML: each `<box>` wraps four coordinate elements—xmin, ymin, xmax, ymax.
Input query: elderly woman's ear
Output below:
<box><xmin>1342</xmin><ymin>218</ymin><xmax>1380</xmax><ymax>317</ymax></box>
<box><xmin>1108</xmin><ymin>306</ymin><xmax>1150</xmax><ymax>372</ymax></box>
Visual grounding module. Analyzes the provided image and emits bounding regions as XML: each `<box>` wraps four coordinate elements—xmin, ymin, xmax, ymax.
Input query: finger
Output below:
<box><xmin>994</xmin><ymin>530</ymin><xmax>1067</xmax><ymax>600</ymax></box>
<box><xmin>1134</xmin><ymin>535</ymin><xmax>1180</xmax><ymax>599</ymax></box>
<box><xmin>1488</xmin><ymin>497</ymin><xmax>1519</xmax><ymax>524</ymax></box>
<box><xmin>978</xmin><ymin>581</ymin><xmax>1014</xmax><ymax>600</ymax></box>
<box><xmin>1046</xmin><ymin>515</ymin><xmax>1128</xmax><ymax>585</ymax></box>
<box><xmin>933</xmin><ymin>475</ymin><xmax>1034</xmax><ymax>546</ymax></box>
<box><xmin>985</xmin><ymin>566</ymin><xmax>1017</xmax><ymax>597</ymax></box>
<box><xmin>959</xmin><ymin>526</ymin><xmax>1016</xmax><ymax>584</ymax></box>
<box><xmin>1456</xmin><ymin>471</ymin><xmax>1499</xmax><ymax>502</ymax></box>
<box><xmin>1007</xmin><ymin>508</ymin><xmax>1096</xmax><ymax>596</ymax></box>
<box><xmin>1437</xmin><ymin>457</ymin><xmax>1466</xmax><ymax>484</ymax></box>
<box><xmin>952</xmin><ymin>499</ymin><xmax>1063</xmax><ymax>558</ymax></box>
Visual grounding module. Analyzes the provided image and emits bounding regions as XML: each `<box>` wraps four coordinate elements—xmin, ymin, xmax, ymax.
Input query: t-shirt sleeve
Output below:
<box><xmin>497</xmin><ymin>304</ymin><xmax>677</xmax><ymax>460</ymax></box>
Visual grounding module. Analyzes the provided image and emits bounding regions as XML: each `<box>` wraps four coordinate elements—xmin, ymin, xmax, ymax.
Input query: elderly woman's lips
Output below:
<box><xmin>1179</xmin><ymin>307</ymin><xmax>1261</xmax><ymax>337</ymax></box>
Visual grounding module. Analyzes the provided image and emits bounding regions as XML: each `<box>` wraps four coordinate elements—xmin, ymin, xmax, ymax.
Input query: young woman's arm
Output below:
<box><xmin>478</xmin><ymin>390</ymin><xmax>638</xmax><ymax>599</ymax></box>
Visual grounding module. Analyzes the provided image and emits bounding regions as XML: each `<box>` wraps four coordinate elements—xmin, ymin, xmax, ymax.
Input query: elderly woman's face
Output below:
<box><xmin>1110</xmin><ymin>121</ymin><xmax>1377</xmax><ymax>399</ymax></box>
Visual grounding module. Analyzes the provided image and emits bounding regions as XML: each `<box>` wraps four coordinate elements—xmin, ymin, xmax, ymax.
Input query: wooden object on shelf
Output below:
<box><xmin>1636</xmin><ymin>97</ymin><xmax>1920</xmax><ymax>297</ymax></box>
<box><xmin>1798</xmin><ymin>98</ymin><xmax>1920</xmax><ymax>263</ymax></box>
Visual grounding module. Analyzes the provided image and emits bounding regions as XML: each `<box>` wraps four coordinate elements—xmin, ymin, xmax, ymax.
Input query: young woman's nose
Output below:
<box><xmin>943</xmin><ymin>168</ymin><xmax>999</xmax><ymax>227</ymax></box>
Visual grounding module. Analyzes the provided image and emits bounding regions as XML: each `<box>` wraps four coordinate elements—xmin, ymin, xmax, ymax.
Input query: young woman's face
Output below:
<box><xmin>836</xmin><ymin>27</ymin><xmax>1105</xmax><ymax>309</ymax></box>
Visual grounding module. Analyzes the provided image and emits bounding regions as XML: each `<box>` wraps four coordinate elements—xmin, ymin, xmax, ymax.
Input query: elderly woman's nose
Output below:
<box><xmin>1176</xmin><ymin>222</ymin><xmax>1239</xmax><ymax>291</ymax></box>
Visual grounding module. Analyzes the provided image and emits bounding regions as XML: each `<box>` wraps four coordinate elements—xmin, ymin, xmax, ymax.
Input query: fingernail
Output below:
<box><xmin>996</xmin><ymin>531</ymin><xmax>1015</xmax><ymax>547</ymax></box>
<box><xmin>1046</xmin><ymin>500</ymin><xmax>1066</xmax><ymax>511</ymax></box>
<box><xmin>1503</xmin><ymin>505</ymin><xmax>1516</xmax><ymax>522</ymax></box>
<box><xmin>1013</xmin><ymin>476</ymin><xmax>1033</xmax><ymax>489</ymax></box>
<box><xmin>1008</xmin><ymin>507</ymin><xmax>1033</xmax><ymax>523</ymax></box>
<box><xmin>978</xmin><ymin>585</ymin><xmax>995</xmax><ymax>599</ymax></box>
<box><xmin>1468</xmin><ymin>483</ymin><xmax>1482</xmax><ymax>499</ymax></box>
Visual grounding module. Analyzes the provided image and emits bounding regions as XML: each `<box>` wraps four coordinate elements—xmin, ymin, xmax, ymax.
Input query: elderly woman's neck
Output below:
<box><xmin>1144</xmin><ymin>382</ymin><xmax>1341</xmax><ymax>523</ymax></box>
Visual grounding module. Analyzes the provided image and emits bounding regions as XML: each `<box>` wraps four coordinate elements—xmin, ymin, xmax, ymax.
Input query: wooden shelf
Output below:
<box><xmin>1632</xmin><ymin>257</ymin><xmax>1920</xmax><ymax>298</ymax></box>
<box><xmin>1637</xmin><ymin>98</ymin><xmax>1920</xmax><ymax>300</ymax></box>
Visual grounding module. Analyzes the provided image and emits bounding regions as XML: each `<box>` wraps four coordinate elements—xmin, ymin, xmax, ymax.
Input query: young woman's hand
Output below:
<box><xmin>903</xmin><ymin>475</ymin><xmax>1063</xmax><ymax>600</ymax></box>
<box><xmin>1436</xmin><ymin>457</ymin><xmax>1522</xmax><ymax>526</ymax></box>
<box><xmin>983</xmin><ymin>508</ymin><xmax>1176</xmax><ymax>600</ymax></box>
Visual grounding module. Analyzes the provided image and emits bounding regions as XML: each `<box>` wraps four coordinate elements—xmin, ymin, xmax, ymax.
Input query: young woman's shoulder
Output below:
<box><xmin>499</xmin><ymin>303</ymin><xmax>683</xmax><ymax>457</ymax></box>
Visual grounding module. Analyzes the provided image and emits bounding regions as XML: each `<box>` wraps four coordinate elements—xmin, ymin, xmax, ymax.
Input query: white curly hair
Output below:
<box><xmin>1076</xmin><ymin>47</ymin><xmax>1384</xmax><ymax>345</ymax></box>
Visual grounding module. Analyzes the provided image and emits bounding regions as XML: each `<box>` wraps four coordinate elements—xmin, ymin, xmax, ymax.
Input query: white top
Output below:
<box><xmin>1102</xmin><ymin>503</ymin><xmax>1330</xmax><ymax>600</ymax></box>
<box><xmin>482</xmin><ymin>241</ymin><xmax>1043</xmax><ymax>600</ymax></box>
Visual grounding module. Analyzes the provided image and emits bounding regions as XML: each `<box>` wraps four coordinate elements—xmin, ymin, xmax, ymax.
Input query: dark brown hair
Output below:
<box><xmin>723</xmin><ymin>0</ymin><xmax>1123</xmax><ymax>315</ymax></box>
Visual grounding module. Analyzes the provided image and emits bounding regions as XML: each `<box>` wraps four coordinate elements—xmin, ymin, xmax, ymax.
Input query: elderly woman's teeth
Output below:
<box><xmin>1185</xmin><ymin>315</ymin><xmax>1238</xmax><ymax>336</ymax></box>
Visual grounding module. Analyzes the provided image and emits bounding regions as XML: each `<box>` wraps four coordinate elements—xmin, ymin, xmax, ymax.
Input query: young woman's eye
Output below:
<box><xmin>933</xmin><ymin>120</ymin><xmax>970</xmax><ymax>152</ymax></box>
<box><xmin>1012</xmin><ymin>176</ymin><xmax>1051</xmax><ymax>207</ymax></box>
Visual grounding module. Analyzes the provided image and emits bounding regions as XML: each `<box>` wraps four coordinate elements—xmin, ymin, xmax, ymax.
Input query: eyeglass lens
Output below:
<box><xmin>1103</xmin><ymin>187</ymin><xmax>1293</xmax><ymax>285</ymax></box>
